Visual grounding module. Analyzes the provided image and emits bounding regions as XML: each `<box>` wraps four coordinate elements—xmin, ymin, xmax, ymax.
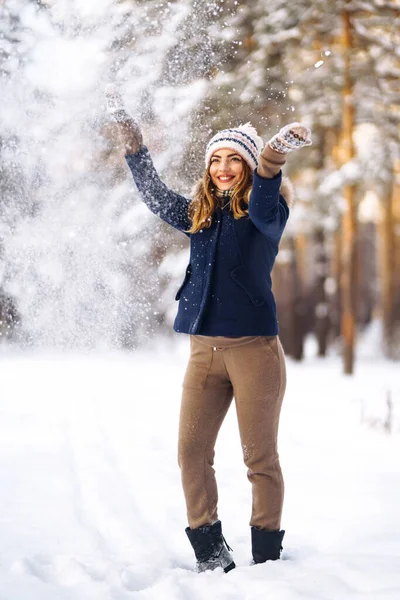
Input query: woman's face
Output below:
<box><xmin>209</xmin><ymin>148</ymin><xmax>244</xmax><ymax>191</ymax></box>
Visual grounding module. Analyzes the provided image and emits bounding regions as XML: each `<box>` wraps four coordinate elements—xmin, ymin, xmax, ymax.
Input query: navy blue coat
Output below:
<box><xmin>126</xmin><ymin>146</ymin><xmax>289</xmax><ymax>336</ymax></box>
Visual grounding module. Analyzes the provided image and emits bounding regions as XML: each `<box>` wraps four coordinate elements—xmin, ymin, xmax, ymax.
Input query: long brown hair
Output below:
<box><xmin>186</xmin><ymin>160</ymin><xmax>253</xmax><ymax>234</ymax></box>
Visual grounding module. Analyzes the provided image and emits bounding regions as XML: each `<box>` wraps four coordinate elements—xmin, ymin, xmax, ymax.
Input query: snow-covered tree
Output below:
<box><xmin>0</xmin><ymin>0</ymin><xmax>209</xmax><ymax>348</ymax></box>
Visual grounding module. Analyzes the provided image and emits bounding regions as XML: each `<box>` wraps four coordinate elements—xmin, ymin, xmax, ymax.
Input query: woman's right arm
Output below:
<box><xmin>125</xmin><ymin>147</ymin><xmax>191</xmax><ymax>235</ymax></box>
<box><xmin>106</xmin><ymin>86</ymin><xmax>191</xmax><ymax>235</ymax></box>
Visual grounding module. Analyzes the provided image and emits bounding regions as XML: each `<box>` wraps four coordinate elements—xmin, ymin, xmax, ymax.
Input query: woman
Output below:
<box><xmin>107</xmin><ymin>89</ymin><xmax>311</xmax><ymax>572</ymax></box>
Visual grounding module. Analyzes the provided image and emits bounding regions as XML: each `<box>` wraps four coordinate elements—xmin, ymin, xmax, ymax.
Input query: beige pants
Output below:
<box><xmin>178</xmin><ymin>334</ymin><xmax>286</xmax><ymax>531</ymax></box>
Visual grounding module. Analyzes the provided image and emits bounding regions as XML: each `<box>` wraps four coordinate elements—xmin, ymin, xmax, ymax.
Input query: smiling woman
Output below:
<box><xmin>107</xmin><ymin>88</ymin><xmax>312</xmax><ymax>574</ymax></box>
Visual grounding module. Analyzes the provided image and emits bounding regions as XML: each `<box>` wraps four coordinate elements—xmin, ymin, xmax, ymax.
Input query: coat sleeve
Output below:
<box><xmin>125</xmin><ymin>146</ymin><xmax>191</xmax><ymax>235</ymax></box>
<box><xmin>248</xmin><ymin>169</ymin><xmax>289</xmax><ymax>243</ymax></box>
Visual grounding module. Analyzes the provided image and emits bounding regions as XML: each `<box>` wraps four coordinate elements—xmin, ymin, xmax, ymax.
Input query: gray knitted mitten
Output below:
<box><xmin>105</xmin><ymin>84</ymin><xmax>143</xmax><ymax>153</ymax></box>
<box><xmin>268</xmin><ymin>122</ymin><xmax>312</xmax><ymax>154</ymax></box>
<box><xmin>105</xmin><ymin>84</ymin><xmax>130</xmax><ymax>121</ymax></box>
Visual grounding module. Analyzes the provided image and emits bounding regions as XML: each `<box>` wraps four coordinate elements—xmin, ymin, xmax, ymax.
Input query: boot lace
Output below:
<box><xmin>222</xmin><ymin>535</ymin><xmax>233</xmax><ymax>552</ymax></box>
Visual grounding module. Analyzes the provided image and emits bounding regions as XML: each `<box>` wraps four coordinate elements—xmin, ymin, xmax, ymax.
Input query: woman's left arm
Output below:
<box><xmin>248</xmin><ymin>122</ymin><xmax>312</xmax><ymax>242</ymax></box>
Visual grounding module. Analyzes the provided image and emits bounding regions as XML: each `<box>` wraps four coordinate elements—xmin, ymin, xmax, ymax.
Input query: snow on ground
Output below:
<box><xmin>0</xmin><ymin>336</ymin><xmax>399</xmax><ymax>600</ymax></box>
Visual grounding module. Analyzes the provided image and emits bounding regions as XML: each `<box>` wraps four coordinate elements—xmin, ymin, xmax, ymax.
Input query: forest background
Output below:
<box><xmin>0</xmin><ymin>0</ymin><xmax>399</xmax><ymax>374</ymax></box>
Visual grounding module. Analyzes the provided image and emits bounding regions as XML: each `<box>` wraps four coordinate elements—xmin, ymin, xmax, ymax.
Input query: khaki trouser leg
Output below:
<box><xmin>178</xmin><ymin>336</ymin><xmax>233</xmax><ymax>529</ymax></box>
<box><xmin>224</xmin><ymin>336</ymin><xmax>286</xmax><ymax>530</ymax></box>
<box><xmin>178</xmin><ymin>335</ymin><xmax>286</xmax><ymax>531</ymax></box>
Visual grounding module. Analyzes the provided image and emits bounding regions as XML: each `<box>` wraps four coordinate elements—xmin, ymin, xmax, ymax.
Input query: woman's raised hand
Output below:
<box><xmin>267</xmin><ymin>122</ymin><xmax>312</xmax><ymax>154</ymax></box>
<box><xmin>105</xmin><ymin>84</ymin><xmax>143</xmax><ymax>155</ymax></box>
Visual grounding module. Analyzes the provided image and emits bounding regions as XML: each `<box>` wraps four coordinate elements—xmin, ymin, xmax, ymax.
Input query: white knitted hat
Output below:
<box><xmin>205</xmin><ymin>123</ymin><xmax>264</xmax><ymax>171</ymax></box>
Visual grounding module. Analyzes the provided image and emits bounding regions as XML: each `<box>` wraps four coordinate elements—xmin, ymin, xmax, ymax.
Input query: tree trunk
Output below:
<box><xmin>289</xmin><ymin>236</ymin><xmax>304</xmax><ymax>361</ymax></box>
<box><xmin>332</xmin><ymin>227</ymin><xmax>342</xmax><ymax>339</ymax></box>
<box><xmin>340</xmin><ymin>7</ymin><xmax>358</xmax><ymax>375</ymax></box>
<box><xmin>314</xmin><ymin>227</ymin><xmax>330</xmax><ymax>356</ymax></box>
<box><xmin>395</xmin><ymin>162</ymin><xmax>400</xmax><ymax>356</ymax></box>
<box><xmin>382</xmin><ymin>159</ymin><xmax>400</xmax><ymax>357</ymax></box>
<box><xmin>381</xmin><ymin>166</ymin><xmax>396</xmax><ymax>357</ymax></box>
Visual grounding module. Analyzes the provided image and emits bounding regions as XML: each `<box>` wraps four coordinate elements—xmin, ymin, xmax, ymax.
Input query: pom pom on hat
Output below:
<box><xmin>205</xmin><ymin>122</ymin><xmax>264</xmax><ymax>171</ymax></box>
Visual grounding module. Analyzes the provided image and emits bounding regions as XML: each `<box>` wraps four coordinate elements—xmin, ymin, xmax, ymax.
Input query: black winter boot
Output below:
<box><xmin>185</xmin><ymin>520</ymin><xmax>236</xmax><ymax>573</ymax></box>
<box><xmin>251</xmin><ymin>528</ymin><xmax>285</xmax><ymax>563</ymax></box>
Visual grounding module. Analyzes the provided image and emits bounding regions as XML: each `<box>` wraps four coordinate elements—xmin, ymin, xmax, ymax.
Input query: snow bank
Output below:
<box><xmin>0</xmin><ymin>340</ymin><xmax>399</xmax><ymax>599</ymax></box>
